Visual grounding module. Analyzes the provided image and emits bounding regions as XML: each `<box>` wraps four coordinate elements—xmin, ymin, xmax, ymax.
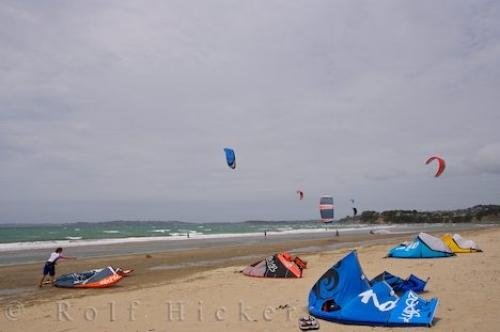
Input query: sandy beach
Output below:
<box><xmin>3</xmin><ymin>1</ymin><xmax>499</xmax><ymax>331</ymax></box>
<box><xmin>1</xmin><ymin>226</ymin><xmax>499</xmax><ymax>331</ymax></box>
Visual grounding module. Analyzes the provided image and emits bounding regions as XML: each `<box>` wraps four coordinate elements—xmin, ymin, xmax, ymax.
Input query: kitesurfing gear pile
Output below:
<box><xmin>243</xmin><ymin>252</ymin><xmax>307</xmax><ymax>278</ymax></box>
<box><xmin>441</xmin><ymin>233</ymin><xmax>483</xmax><ymax>253</ymax></box>
<box><xmin>55</xmin><ymin>266</ymin><xmax>123</xmax><ymax>288</ymax></box>
<box><xmin>308</xmin><ymin>251</ymin><xmax>438</xmax><ymax>327</ymax></box>
<box><xmin>370</xmin><ymin>271</ymin><xmax>428</xmax><ymax>294</ymax></box>
<box><xmin>387</xmin><ymin>233</ymin><xmax>455</xmax><ymax>258</ymax></box>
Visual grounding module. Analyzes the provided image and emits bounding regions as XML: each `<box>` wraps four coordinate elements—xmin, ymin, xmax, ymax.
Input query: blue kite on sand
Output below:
<box><xmin>387</xmin><ymin>232</ymin><xmax>455</xmax><ymax>258</ymax></box>
<box><xmin>370</xmin><ymin>271</ymin><xmax>428</xmax><ymax>294</ymax></box>
<box><xmin>308</xmin><ymin>251</ymin><xmax>438</xmax><ymax>327</ymax></box>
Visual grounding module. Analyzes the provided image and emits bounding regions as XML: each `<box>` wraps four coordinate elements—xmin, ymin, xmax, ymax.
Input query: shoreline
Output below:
<box><xmin>0</xmin><ymin>223</ymin><xmax>490</xmax><ymax>266</ymax></box>
<box><xmin>0</xmin><ymin>224</ymin><xmax>493</xmax><ymax>305</ymax></box>
<box><xmin>0</xmin><ymin>226</ymin><xmax>498</xmax><ymax>331</ymax></box>
<box><xmin>0</xmin><ymin>223</ymin><xmax>419</xmax><ymax>252</ymax></box>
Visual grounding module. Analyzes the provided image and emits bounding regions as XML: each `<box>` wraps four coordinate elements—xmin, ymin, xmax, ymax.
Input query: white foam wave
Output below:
<box><xmin>275</xmin><ymin>227</ymin><xmax>294</xmax><ymax>232</ymax></box>
<box><xmin>0</xmin><ymin>224</ymin><xmax>397</xmax><ymax>252</ymax></box>
<box><xmin>151</xmin><ymin>229</ymin><xmax>170</xmax><ymax>233</ymax></box>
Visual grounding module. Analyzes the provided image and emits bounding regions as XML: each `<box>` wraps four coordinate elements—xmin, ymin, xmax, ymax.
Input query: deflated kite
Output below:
<box><xmin>308</xmin><ymin>251</ymin><xmax>438</xmax><ymax>327</ymax></box>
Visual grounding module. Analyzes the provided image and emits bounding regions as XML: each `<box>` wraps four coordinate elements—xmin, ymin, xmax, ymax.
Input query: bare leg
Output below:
<box><xmin>39</xmin><ymin>275</ymin><xmax>46</xmax><ymax>287</ymax></box>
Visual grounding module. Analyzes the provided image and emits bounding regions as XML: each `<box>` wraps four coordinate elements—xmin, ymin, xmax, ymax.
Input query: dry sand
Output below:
<box><xmin>1</xmin><ymin>227</ymin><xmax>499</xmax><ymax>331</ymax></box>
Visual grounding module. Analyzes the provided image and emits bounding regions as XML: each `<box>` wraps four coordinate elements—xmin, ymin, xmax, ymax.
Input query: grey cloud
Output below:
<box><xmin>1</xmin><ymin>1</ymin><xmax>499</xmax><ymax>222</ymax></box>
<box><xmin>471</xmin><ymin>143</ymin><xmax>500</xmax><ymax>175</ymax></box>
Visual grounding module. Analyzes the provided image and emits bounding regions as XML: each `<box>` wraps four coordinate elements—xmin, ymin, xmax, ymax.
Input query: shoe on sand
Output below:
<box><xmin>299</xmin><ymin>316</ymin><xmax>320</xmax><ymax>331</ymax></box>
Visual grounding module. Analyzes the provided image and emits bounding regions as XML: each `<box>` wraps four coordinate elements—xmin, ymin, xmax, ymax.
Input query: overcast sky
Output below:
<box><xmin>1</xmin><ymin>0</ymin><xmax>499</xmax><ymax>223</ymax></box>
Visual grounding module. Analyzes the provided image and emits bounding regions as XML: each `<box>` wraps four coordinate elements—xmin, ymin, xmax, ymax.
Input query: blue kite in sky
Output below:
<box><xmin>224</xmin><ymin>148</ymin><xmax>236</xmax><ymax>169</ymax></box>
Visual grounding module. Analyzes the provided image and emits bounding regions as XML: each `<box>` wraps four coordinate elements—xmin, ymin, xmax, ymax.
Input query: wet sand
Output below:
<box><xmin>0</xmin><ymin>232</ymin><xmax>411</xmax><ymax>305</ymax></box>
<box><xmin>1</xmin><ymin>226</ymin><xmax>499</xmax><ymax>331</ymax></box>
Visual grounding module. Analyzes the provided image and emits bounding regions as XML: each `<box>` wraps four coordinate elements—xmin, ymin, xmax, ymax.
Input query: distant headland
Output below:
<box><xmin>355</xmin><ymin>204</ymin><xmax>500</xmax><ymax>224</ymax></box>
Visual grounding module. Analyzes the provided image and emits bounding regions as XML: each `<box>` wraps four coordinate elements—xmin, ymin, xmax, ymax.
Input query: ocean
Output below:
<box><xmin>0</xmin><ymin>220</ymin><xmax>489</xmax><ymax>266</ymax></box>
<box><xmin>0</xmin><ymin>219</ymin><xmax>391</xmax><ymax>250</ymax></box>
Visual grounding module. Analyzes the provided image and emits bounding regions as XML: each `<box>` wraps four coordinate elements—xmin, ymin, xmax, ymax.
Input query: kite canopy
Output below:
<box><xmin>350</xmin><ymin>199</ymin><xmax>358</xmax><ymax>217</ymax></box>
<box><xmin>319</xmin><ymin>196</ymin><xmax>334</xmax><ymax>223</ymax></box>
<box><xmin>55</xmin><ymin>267</ymin><xmax>123</xmax><ymax>288</ymax></box>
<box><xmin>308</xmin><ymin>251</ymin><xmax>438</xmax><ymax>326</ymax></box>
<box><xmin>297</xmin><ymin>190</ymin><xmax>304</xmax><ymax>200</ymax></box>
<box><xmin>223</xmin><ymin>148</ymin><xmax>236</xmax><ymax>169</ymax></box>
<box><xmin>370</xmin><ymin>271</ymin><xmax>428</xmax><ymax>294</ymax></box>
<box><xmin>243</xmin><ymin>252</ymin><xmax>306</xmax><ymax>278</ymax></box>
<box><xmin>388</xmin><ymin>233</ymin><xmax>455</xmax><ymax>258</ymax></box>
<box><xmin>425</xmin><ymin>156</ymin><xmax>446</xmax><ymax>177</ymax></box>
<box><xmin>441</xmin><ymin>233</ymin><xmax>482</xmax><ymax>253</ymax></box>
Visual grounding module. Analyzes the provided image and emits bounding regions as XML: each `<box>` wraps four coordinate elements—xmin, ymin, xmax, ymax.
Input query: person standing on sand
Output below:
<box><xmin>39</xmin><ymin>247</ymin><xmax>76</xmax><ymax>287</ymax></box>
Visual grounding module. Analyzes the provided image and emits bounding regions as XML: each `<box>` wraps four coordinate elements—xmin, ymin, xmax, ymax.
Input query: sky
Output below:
<box><xmin>1</xmin><ymin>0</ymin><xmax>499</xmax><ymax>223</ymax></box>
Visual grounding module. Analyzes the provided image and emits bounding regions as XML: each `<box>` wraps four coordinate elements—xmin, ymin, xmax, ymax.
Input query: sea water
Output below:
<box><xmin>0</xmin><ymin>220</ymin><xmax>489</xmax><ymax>265</ymax></box>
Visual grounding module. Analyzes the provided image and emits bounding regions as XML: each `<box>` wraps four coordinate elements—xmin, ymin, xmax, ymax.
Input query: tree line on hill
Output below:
<box><xmin>357</xmin><ymin>205</ymin><xmax>500</xmax><ymax>224</ymax></box>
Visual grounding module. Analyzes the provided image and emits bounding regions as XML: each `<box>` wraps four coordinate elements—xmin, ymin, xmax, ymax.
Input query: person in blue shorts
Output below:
<box><xmin>39</xmin><ymin>247</ymin><xmax>76</xmax><ymax>287</ymax></box>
